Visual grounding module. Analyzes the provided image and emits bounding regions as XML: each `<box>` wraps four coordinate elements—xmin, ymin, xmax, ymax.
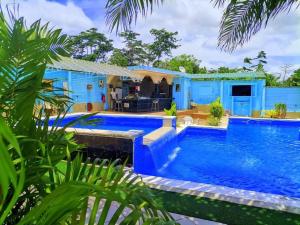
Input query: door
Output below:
<box><xmin>231</xmin><ymin>85</ymin><xmax>252</xmax><ymax>116</ymax></box>
<box><xmin>233</xmin><ymin>97</ymin><xmax>251</xmax><ymax>116</ymax></box>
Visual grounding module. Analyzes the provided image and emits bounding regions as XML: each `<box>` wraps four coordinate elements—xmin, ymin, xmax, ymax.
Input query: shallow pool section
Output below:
<box><xmin>135</xmin><ymin>118</ymin><xmax>300</xmax><ymax>198</ymax></box>
<box><xmin>49</xmin><ymin>114</ymin><xmax>171</xmax><ymax>135</ymax></box>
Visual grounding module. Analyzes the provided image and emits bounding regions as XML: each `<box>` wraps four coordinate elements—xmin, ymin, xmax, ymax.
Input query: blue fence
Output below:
<box><xmin>265</xmin><ymin>87</ymin><xmax>300</xmax><ymax>112</ymax></box>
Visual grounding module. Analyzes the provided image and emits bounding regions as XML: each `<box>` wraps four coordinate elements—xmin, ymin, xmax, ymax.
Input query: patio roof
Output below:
<box><xmin>47</xmin><ymin>57</ymin><xmax>134</xmax><ymax>77</ymax></box>
<box><xmin>129</xmin><ymin>65</ymin><xmax>265</xmax><ymax>80</ymax></box>
<box><xmin>47</xmin><ymin>58</ymin><xmax>265</xmax><ymax>81</ymax></box>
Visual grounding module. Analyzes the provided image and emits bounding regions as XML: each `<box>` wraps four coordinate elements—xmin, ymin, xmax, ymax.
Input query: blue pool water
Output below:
<box><xmin>135</xmin><ymin>118</ymin><xmax>300</xmax><ymax>198</ymax></box>
<box><xmin>49</xmin><ymin>114</ymin><xmax>163</xmax><ymax>135</ymax></box>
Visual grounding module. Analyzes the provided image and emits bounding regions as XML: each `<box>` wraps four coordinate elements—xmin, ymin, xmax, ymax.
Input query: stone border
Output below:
<box><xmin>50</xmin><ymin>113</ymin><xmax>176</xmax><ymax>140</ymax></box>
<box><xmin>53</xmin><ymin>112</ymin><xmax>175</xmax><ymax>120</ymax></box>
<box><xmin>141</xmin><ymin>174</ymin><xmax>300</xmax><ymax>215</ymax></box>
<box><xmin>64</xmin><ymin>127</ymin><xmax>144</xmax><ymax>140</ymax></box>
<box><xmin>230</xmin><ymin>116</ymin><xmax>300</xmax><ymax>122</ymax></box>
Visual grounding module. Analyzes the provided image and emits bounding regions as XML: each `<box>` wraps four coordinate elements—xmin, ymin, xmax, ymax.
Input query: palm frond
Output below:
<box><xmin>214</xmin><ymin>0</ymin><xmax>299</xmax><ymax>51</ymax></box>
<box><xmin>19</xmin><ymin>157</ymin><xmax>175</xmax><ymax>225</ymax></box>
<box><xmin>0</xmin><ymin>9</ymin><xmax>70</xmax><ymax>131</ymax></box>
<box><xmin>105</xmin><ymin>0</ymin><xmax>164</xmax><ymax>32</ymax></box>
<box><xmin>0</xmin><ymin>117</ymin><xmax>25</xmax><ymax>224</ymax></box>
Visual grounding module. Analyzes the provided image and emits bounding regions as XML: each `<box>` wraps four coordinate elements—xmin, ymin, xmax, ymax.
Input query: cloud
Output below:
<box><xmin>5</xmin><ymin>0</ymin><xmax>300</xmax><ymax>73</ymax></box>
<box><xmin>5</xmin><ymin>0</ymin><xmax>94</xmax><ymax>34</ymax></box>
<box><xmin>127</xmin><ymin>0</ymin><xmax>300</xmax><ymax>72</ymax></box>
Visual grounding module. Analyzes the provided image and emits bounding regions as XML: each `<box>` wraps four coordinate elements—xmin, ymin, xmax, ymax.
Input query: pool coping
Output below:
<box><xmin>230</xmin><ymin>116</ymin><xmax>300</xmax><ymax>122</ymax></box>
<box><xmin>49</xmin><ymin>112</ymin><xmax>176</xmax><ymax>120</ymax></box>
<box><xmin>64</xmin><ymin>127</ymin><xmax>144</xmax><ymax>140</ymax></box>
<box><xmin>49</xmin><ymin>113</ymin><xmax>176</xmax><ymax>138</ymax></box>
<box><xmin>140</xmin><ymin>174</ymin><xmax>300</xmax><ymax>215</ymax></box>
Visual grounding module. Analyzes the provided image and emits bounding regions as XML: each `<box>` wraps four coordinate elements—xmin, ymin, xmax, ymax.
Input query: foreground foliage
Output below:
<box><xmin>0</xmin><ymin>10</ymin><xmax>175</xmax><ymax>225</ymax></box>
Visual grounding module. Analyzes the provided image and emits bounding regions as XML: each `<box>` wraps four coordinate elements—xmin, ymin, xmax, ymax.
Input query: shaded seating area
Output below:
<box><xmin>108</xmin><ymin>74</ymin><xmax>173</xmax><ymax>113</ymax></box>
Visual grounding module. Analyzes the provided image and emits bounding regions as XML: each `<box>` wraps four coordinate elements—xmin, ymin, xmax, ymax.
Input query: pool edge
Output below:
<box><xmin>140</xmin><ymin>174</ymin><xmax>300</xmax><ymax>215</ymax></box>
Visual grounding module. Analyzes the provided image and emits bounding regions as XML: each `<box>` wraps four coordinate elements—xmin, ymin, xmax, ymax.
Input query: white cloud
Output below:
<box><xmin>126</xmin><ymin>0</ymin><xmax>300</xmax><ymax>72</ymax></box>
<box><xmin>4</xmin><ymin>0</ymin><xmax>300</xmax><ymax>73</ymax></box>
<box><xmin>5</xmin><ymin>0</ymin><xmax>94</xmax><ymax>34</ymax></box>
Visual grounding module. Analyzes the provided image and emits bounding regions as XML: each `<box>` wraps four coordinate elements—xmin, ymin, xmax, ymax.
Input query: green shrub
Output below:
<box><xmin>207</xmin><ymin>116</ymin><xmax>220</xmax><ymax>126</ymax></box>
<box><xmin>209</xmin><ymin>97</ymin><xmax>224</xmax><ymax>119</ymax></box>
<box><xmin>275</xmin><ymin>103</ymin><xmax>287</xmax><ymax>118</ymax></box>
<box><xmin>164</xmin><ymin>101</ymin><xmax>177</xmax><ymax>116</ymax></box>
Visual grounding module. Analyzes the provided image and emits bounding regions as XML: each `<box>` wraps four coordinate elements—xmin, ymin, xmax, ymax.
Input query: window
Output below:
<box><xmin>232</xmin><ymin>85</ymin><xmax>252</xmax><ymax>96</ymax></box>
<box><xmin>175</xmin><ymin>84</ymin><xmax>180</xmax><ymax>92</ymax></box>
<box><xmin>42</xmin><ymin>79</ymin><xmax>53</xmax><ymax>91</ymax></box>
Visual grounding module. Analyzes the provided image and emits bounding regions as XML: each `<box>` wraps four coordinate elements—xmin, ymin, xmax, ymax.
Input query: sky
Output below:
<box><xmin>4</xmin><ymin>0</ymin><xmax>300</xmax><ymax>76</ymax></box>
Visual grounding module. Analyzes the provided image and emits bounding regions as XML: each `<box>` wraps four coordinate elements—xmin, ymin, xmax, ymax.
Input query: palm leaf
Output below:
<box><xmin>19</xmin><ymin>157</ymin><xmax>176</xmax><ymax>225</ymax></box>
<box><xmin>213</xmin><ymin>0</ymin><xmax>299</xmax><ymax>51</ymax></box>
<box><xmin>0</xmin><ymin>117</ymin><xmax>25</xmax><ymax>224</ymax></box>
<box><xmin>105</xmin><ymin>0</ymin><xmax>164</xmax><ymax>32</ymax></box>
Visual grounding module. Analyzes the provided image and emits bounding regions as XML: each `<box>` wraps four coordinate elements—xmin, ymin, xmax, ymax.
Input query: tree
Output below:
<box><xmin>157</xmin><ymin>54</ymin><xmax>201</xmax><ymax>74</ymax></box>
<box><xmin>70</xmin><ymin>28</ymin><xmax>113</xmax><ymax>62</ymax></box>
<box><xmin>198</xmin><ymin>67</ymin><xmax>208</xmax><ymax>74</ymax></box>
<box><xmin>0</xmin><ymin>11</ymin><xmax>174</xmax><ymax>224</ymax></box>
<box><xmin>265</xmin><ymin>73</ymin><xmax>281</xmax><ymax>87</ymax></box>
<box><xmin>284</xmin><ymin>68</ymin><xmax>300</xmax><ymax>86</ymax></box>
<box><xmin>105</xmin><ymin>0</ymin><xmax>299</xmax><ymax>51</ymax></box>
<box><xmin>243</xmin><ymin>51</ymin><xmax>267</xmax><ymax>72</ymax></box>
<box><xmin>148</xmin><ymin>28</ymin><xmax>180</xmax><ymax>63</ymax></box>
<box><xmin>207</xmin><ymin>67</ymin><xmax>242</xmax><ymax>74</ymax></box>
<box><xmin>109</xmin><ymin>48</ymin><xmax>129</xmax><ymax>67</ymax></box>
<box><xmin>119</xmin><ymin>30</ymin><xmax>151</xmax><ymax>66</ymax></box>
<box><xmin>279</xmin><ymin>64</ymin><xmax>293</xmax><ymax>81</ymax></box>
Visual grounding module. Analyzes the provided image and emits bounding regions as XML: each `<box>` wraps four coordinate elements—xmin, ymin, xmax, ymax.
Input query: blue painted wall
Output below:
<box><xmin>44</xmin><ymin>69</ymin><xmax>108</xmax><ymax>112</ymax></box>
<box><xmin>222</xmin><ymin>80</ymin><xmax>265</xmax><ymax>116</ymax></box>
<box><xmin>265</xmin><ymin>87</ymin><xmax>300</xmax><ymax>112</ymax></box>
<box><xmin>191</xmin><ymin>80</ymin><xmax>221</xmax><ymax>104</ymax></box>
<box><xmin>67</xmin><ymin>71</ymin><xmax>106</xmax><ymax>104</ymax></box>
<box><xmin>190</xmin><ymin>79</ymin><xmax>265</xmax><ymax>116</ymax></box>
<box><xmin>172</xmin><ymin>77</ymin><xmax>190</xmax><ymax>110</ymax></box>
<box><xmin>44</xmin><ymin>68</ymin><xmax>299</xmax><ymax>116</ymax></box>
<box><xmin>44</xmin><ymin>69</ymin><xmax>68</xmax><ymax>95</ymax></box>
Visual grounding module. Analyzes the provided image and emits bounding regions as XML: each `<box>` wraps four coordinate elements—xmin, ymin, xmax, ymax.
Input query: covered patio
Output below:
<box><xmin>107</xmin><ymin>67</ymin><xmax>174</xmax><ymax>112</ymax></box>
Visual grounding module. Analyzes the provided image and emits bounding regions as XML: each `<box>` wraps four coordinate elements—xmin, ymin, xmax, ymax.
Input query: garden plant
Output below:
<box><xmin>0</xmin><ymin>11</ymin><xmax>175</xmax><ymax>225</ymax></box>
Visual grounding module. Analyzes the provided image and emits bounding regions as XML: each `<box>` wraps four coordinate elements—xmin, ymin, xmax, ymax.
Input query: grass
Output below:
<box><xmin>152</xmin><ymin>189</ymin><xmax>300</xmax><ymax>225</ymax></box>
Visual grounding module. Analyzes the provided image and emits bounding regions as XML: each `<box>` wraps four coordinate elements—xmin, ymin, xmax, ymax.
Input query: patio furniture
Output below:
<box><xmin>115</xmin><ymin>100</ymin><xmax>123</xmax><ymax>111</ymax></box>
<box><xmin>151</xmin><ymin>99</ymin><xmax>159</xmax><ymax>111</ymax></box>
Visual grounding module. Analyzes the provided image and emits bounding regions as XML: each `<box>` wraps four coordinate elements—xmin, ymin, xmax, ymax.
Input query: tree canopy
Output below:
<box><xmin>148</xmin><ymin>28</ymin><xmax>180</xmax><ymax>63</ymax></box>
<box><xmin>155</xmin><ymin>54</ymin><xmax>201</xmax><ymax>74</ymax></box>
<box><xmin>70</xmin><ymin>28</ymin><xmax>113</xmax><ymax>62</ymax></box>
<box><xmin>109</xmin><ymin>48</ymin><xmax>129</xmax><ymax>67</ymax></box>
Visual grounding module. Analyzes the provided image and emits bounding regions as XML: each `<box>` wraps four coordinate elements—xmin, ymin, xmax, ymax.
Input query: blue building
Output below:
<box><xmin>44</xmin><ymin>57</ymin><xmax>300</xmax><ymax>117</ymax></box>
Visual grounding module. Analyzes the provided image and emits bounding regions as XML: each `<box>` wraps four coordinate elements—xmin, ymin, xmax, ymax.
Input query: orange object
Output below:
<box><xmin>87</xmin><ymin>103</ymin><xmax>93</xmax><ymax>112</ymax></box>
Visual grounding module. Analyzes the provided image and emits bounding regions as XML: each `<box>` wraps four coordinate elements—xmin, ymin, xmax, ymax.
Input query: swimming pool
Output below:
<box><xmin>135</xmin><ymin>118</ymin><xmax>300</xmax><ymax>199</ymax></box>
<box><xmin>49</xmin><ymin>114</ymin><xmax>167</xmax><ymax>135</ymax></box>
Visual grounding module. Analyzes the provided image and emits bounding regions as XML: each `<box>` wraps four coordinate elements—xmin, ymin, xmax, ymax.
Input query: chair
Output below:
<box><xmin>151</xmin><ymin>99</ymin><xmax>159</xmax><ymax>111</ymax></box>
<box><xmin>183</xmin><ymin>116</ymin><xmax>193</xmax><ymax>126</ymax></box>
<box><xmin>115</xmin><ymin>100</ymin><xmax>123</xmax><ymax>112</ymax></box>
